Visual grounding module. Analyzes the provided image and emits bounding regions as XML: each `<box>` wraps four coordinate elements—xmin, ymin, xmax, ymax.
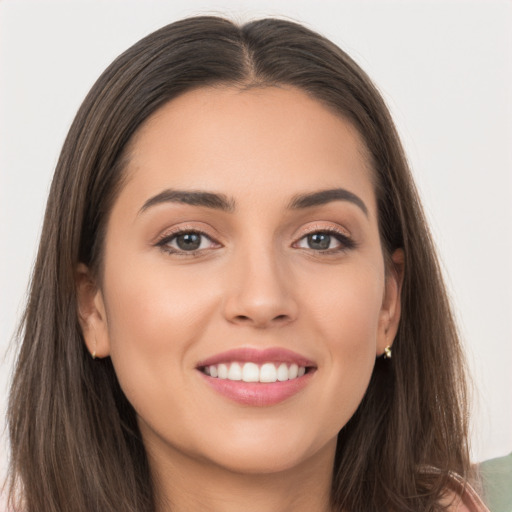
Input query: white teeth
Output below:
<box><xmin>277</xmin><ymin>363</ymin><xmax>289</xmax><ymax>381</ymax></box>
<box><xmin>227</xmin><ymin>362</ymin><xmax>242</xmax><ymax>381</ymax></box>
<box><xmin>242</xmin><ymin>362</ymin><xmax>259</xmax><ymax>382</ymax></box>
<box><xmin>203</xmin><ymin>361</ymin><xmax>308</xmax><ymax>382</ymax></box>
<box><xmin>218</xmin><ymin>363</ymin><xmax>228</xmax><ymax>379</ymax></box>
<box><xmin>259</xmin><ymin>363</ymin><xmax>277</xmax><ymax>383</ymax></box>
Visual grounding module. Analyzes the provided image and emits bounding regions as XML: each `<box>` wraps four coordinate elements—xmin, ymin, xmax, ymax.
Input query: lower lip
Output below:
<box><xmin>198</xmin><ymin>370</ymin><xmax>315</xmax><ymax>407</ymax></box>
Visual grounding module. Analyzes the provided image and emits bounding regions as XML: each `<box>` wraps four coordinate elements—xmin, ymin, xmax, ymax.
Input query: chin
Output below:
<box><xmin>205</xmin><ymin>449</ymin><xmax>317</xmax><ymax>476</ymax></box>
<box><xmin>193</xmin><ymin>424</ymin><xmax>337</xmax><ymax>476</ymax></box>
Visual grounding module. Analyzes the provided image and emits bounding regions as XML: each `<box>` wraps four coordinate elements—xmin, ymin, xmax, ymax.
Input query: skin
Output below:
<box><xmin>77</xmin><ymin>86</ymin><xmax>405</xmax><ymax>512</ymax></box>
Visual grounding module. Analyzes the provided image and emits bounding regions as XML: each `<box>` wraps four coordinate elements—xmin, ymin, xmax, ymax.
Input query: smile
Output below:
<box><xmin>202</xmin><ymin>361</ymin><xmax>307</xmax><ymax>382</ymax></box>
<box><xmin>196</xmin><ymin>348</ymin><xmax>316</xmax><ymax>406</ymax></box>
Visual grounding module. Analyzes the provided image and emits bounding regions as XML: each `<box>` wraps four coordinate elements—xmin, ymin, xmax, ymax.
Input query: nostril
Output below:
<box><xmin>231</xmin><ymin>313</ymin><xmax>291</xmax><ymax>326</ymax></box>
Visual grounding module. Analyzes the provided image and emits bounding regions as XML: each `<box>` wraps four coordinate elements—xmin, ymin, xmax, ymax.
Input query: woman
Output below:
<box><xmin>5</xmin><ymin>15</ymin><xmax>489</xmax><ymax>512</ymax></box>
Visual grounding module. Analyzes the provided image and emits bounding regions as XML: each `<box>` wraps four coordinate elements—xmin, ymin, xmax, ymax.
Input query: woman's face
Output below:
<box><xmin>79</xmin><ymin>86</ymin><xmax>402</xmax><ymax>475</ymax></box>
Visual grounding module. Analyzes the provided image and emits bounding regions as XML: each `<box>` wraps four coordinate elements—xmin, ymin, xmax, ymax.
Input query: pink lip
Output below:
<box><xmin>196</xmin><ymin>347</ymin><xmax>316</xmax><ymax>368</ymax></box>
<box><xmin>198</xmin><ymin>370</ymin><xmax>315</xmax><ymax>407</ymax></box>
<box><xmin>196</xmin><ymin>347</ymin><xmax>317</xmax><ymax>407</ymax></box>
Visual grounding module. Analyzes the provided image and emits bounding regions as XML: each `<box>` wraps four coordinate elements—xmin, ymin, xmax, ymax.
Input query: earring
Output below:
<box><xmin>383</xmin><ymin>345</ymin><xmax>392</xmax><ymax>359</ymax></box>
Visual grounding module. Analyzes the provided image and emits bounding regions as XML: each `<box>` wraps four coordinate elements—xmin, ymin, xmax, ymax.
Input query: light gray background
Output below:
<box><xmin>1</xmin><ymin>0</ymin><xmax>511</xmax><ymax>480</ymax></box>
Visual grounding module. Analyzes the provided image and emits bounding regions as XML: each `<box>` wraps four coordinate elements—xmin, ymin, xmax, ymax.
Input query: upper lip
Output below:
<box><xmin>196</xmin><ymin>347</ymin><xmax>316</xmax><ymax>368</ymax></box>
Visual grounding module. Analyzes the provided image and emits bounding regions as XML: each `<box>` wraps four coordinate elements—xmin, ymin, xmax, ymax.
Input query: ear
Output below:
<box><xmin>75</xmin><ymin>263</ymin><xmax>111</xmax><ymax>359</ymax></box>
<box><xmin>376</xmin><ymin>249</ymin><xmax>405</xmax><ymax>356</ymax></box>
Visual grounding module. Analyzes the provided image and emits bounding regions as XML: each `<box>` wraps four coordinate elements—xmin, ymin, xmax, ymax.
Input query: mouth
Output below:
<box><xmin>196</xmin><ymin>347</ymin><xmax>317</xmax><ymax>406</ymax></box>
<box><xmin>199</xmin><ymin>361</ymin><xmax>312</xmax><ymax>383</ymax></box>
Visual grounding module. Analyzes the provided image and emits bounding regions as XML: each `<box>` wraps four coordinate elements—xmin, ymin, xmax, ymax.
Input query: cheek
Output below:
<box><xmin>301</xmin><ymin>262</ymin><xmax>384</xmax><ymax>427</ymax></box>
<box><xmin>101</xmin><ymin>255</ymin><xmax>219</xmax><ymax>410</ymax></box>
<box><xmin>306</xmin><ymin>261</ymin><xmax>384</xmax><ymax>350</ymax></box>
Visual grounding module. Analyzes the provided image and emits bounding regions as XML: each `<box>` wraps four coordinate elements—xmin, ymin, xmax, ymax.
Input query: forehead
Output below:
<box><xmin>120</xmin><ymin>85</ymin><xmax>376</xmax><ymax>214</ymax></box>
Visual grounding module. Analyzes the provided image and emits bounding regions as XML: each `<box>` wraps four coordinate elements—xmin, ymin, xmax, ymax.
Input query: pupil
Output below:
<box><xmin>308</xmin><ymin>233</ymin><xmax>331</xmax><ymax>250</ymax></box>
<box><xmin>177</xmin><ymin>233</ymin><xmax>201</xmax><ymax>250</ymax></box>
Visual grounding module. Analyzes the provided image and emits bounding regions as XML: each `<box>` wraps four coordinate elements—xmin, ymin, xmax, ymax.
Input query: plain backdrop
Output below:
<box><xmin>1</xmin><ymin>0</ymin><xmax>511</xmax><ymax>480</ymax></box>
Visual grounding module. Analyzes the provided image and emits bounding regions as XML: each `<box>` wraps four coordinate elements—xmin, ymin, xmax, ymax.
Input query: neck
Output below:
<box><xmin>146</xmin><ymin>438</ymin><xmax>336</xmax><ymax>512</ymax></box>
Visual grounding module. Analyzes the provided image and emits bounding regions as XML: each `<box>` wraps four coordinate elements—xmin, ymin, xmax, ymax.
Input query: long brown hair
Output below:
<box><xmin>7</xmin><ymin>16</ymin><xmax>470</xmax><ymax>511</ymax></box>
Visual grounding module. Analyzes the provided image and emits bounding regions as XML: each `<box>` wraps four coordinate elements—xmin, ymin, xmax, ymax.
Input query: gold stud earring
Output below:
<box><xmin>383</xmin><ymin>345</ymin><xmax>392</xmax><ymax>359</ymax></box>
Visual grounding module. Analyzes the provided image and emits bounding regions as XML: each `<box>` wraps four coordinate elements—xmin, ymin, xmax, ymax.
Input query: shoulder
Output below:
<box><xmin>479</xmin><ymin>452</ymin><xmax>512</xmax><ymax>512</ymax></box>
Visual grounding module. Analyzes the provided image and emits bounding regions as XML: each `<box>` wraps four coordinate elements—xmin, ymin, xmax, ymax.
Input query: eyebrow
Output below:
<box><xmin>139</xmin><ymin>189</ymin><xmax>235</xmax><ymax>214</ymax></box>
<box><xmin>139</xmin><ymin>187</ymin><xmax>368</xmax><ymax>216</ymax></box>
<box><xmin>288</xmin><ymin>188</ymin><xmax>368</xmax><ymax>216</ymax></box>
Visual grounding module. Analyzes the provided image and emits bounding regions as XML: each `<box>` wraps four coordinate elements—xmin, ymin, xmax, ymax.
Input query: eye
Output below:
<box><xmin>294</xmin><ymin>229</ymin><xmax>355</xmax><ymax>252</ymax></box>
<box><xmin>156</xmin><ymin>230</ymin><xmax>220</xmax><ymax>255</ymax></box>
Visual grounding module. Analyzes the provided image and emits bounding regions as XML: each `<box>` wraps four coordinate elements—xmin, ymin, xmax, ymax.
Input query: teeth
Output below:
<box><xmin>242</xmin><ymin>362</ymin><xmax>259</xmax><ymax>382</ymax></box>
<box><xmin>218</xmin><ymin>363</ymin><xmax>228</xmax><ymax>379</ymax></box>
<box><xmin>203</xmin><ymin>361</ymin><xmax>308</xmax><ymax>383</ymax></box>
<box><xmin>227</xmin><ymin>362</ymin><xmax>242</xmax><ymax>381</ymax></box>
<box><xmin>288</xmin><ymin>363</ymin><xmax>298</xmax><ymax>379</ymax></box>
<box><xmin>277</xmin><ymin>363</ymin><xmax>289</xmax><ymax>381</ymax></box>
<box><xmin>260</xmin><ymin>363</ymin><xmax>277</xmax><ymax>383</ymax></box>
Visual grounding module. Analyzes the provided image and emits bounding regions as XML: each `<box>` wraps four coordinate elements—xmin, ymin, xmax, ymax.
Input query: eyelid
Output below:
<box><xmin>152</xmin><ymin>221</ymin><xmax>356</xmax><ymax>256</ymax></box>
<box><xmin>153</xmin><ymin>222</ymin><xmax>218</xmax><ymax>243</ymax></box>
<box><xmin>154</xmin><ymin>224</ymin><xmax>222</xmax><ymax>255</ymax></box>
<box><xmin>297</xmin><ymin>223</ymin><xmax>351</xmax><ymax>239</ymax></box>
<box><xmin>292</xmin><ymin>222</ymin><xmax>357</xmax><ymax>252</ymax></box>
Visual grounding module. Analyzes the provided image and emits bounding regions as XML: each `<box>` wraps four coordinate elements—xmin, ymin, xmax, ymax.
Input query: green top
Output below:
<box><xmin>480</xmin><ymin>453</ymin><xmax>512</xmax><ymax>512</ymax></box>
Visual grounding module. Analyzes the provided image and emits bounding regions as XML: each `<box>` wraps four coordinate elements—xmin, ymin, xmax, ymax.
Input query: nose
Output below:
<box><xmin>222</xmin><ymin>245</ymin><xmax>298</xmax><ymax>328</ymax></box>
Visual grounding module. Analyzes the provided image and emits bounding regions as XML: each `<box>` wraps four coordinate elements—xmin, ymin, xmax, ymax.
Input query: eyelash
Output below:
<box><xmin>293</xmin><ymin>227</ymin><xmax>356</xmax><ymax>254</ymax></box>
<box><xmin>155</xmin><ymin>226</ymin><xmax>356</xmax><ymax>257</ymax></box>
<box><xmin>155</xmin><ymin>228</ymin><xmax>219</xmax><ymax>257</ymax></box>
